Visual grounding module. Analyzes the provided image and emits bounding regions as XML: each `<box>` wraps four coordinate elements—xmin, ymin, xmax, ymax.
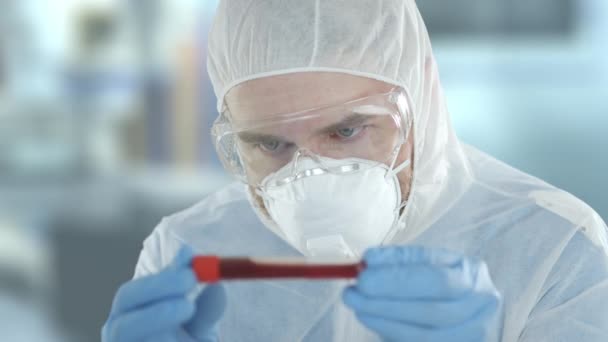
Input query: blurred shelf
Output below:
<box><xmin>0</xmin><ymin>167</ymin><xmax>232</xmax><ymax>223</ymax></box>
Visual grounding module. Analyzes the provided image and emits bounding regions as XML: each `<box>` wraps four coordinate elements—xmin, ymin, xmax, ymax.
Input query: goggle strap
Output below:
<box><xmin>388</xmin><ymin>158</ymin><xmax>411</xmax><ymax>178</ymax></box>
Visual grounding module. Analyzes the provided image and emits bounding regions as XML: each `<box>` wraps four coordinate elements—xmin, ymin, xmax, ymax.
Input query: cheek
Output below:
<box><xmin>394</xmin><ymin>133</ymin><xmax>415</xmax><ymax>201</ymax></box>
<box><xmin>397</xmin><ymin>170</ymin><xmax>413</xmax><ymax>202</ymax></box>
<box><xmin>397</xmin><ymin>165</ymin><xmax>413</xmax><ymax>199</ymax></box>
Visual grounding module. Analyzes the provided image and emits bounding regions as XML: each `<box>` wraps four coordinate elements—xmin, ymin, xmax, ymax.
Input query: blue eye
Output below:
<box><xmin>260</xmin><ymin>140</ymin><xmax>281</xmax><ymax>152</ymax></box>
<box><xmin>335</xmin><ymin>126</ymin><xmax>363</xmax><ymax>138</ymax></box>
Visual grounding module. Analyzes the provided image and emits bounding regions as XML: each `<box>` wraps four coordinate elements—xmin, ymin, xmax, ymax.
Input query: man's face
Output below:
<box><xmin>224</xmin><ymin>72</ymin><xmax>414</xmax><ymax>201</ymax></box>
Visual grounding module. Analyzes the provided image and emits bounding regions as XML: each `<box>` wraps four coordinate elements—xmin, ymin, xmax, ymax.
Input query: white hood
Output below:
<box><xmin>206</xmin><ymin>0</ymin><xmax>473</xmax><ymax>242</ymax></box>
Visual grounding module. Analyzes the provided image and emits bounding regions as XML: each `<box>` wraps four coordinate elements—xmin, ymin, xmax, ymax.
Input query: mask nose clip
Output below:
<box><xmin>291</xmin><ymin>149</ymin><xmax>323</xmax><ymax>175</ymax></box>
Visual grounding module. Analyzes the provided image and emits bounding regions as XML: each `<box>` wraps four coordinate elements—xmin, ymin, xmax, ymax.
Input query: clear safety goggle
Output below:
<box><xmin>212</xmin><ymin>87</ymin><xmax>413</xmax><ymax>188</ymax></box>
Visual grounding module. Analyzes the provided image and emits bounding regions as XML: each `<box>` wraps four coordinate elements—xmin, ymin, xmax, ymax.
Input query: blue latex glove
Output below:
<box><xmin>102</xmin><ymin>247</ymin><xmax>226</xmax><ymax>342</ymax></box>
<box><xmin>343</xmin><ymin>246</ymin><xmax>503</xmax><ymax>341</ymax></box>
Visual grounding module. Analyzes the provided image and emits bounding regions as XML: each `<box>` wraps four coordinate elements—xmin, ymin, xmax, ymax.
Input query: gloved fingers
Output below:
<box><xmin>364</xmin><ymin>246</ymin><xmax>464</xmax><ymax>267</ymax></box>
<box><xmin>154</xmin><ymin>332</ymin><xmax>181</xmax><ymax>342</ymax></box>
<box><xmin>355</xmin><ymin>262</ymin><xmax>474</xmax><ymax>300</ymax></box>
<box><xmin>354</xmin><ymin>312</ymin><xmax>436</xmax><ymax>341</ymax></box>
<box><xmin>354</xmin><ymin>247</ymin><xmax>503</xmax><ymax>341</ymax></box>
<box><xmin>104</xmin><ymin>297</ymin><xmax>195</xmax><ymax>341</ymax></box>
<box><xmin>185</xmin><ymin>284</ymin><xmax>227</xmax><ymax>338</ymax></box>
<box><xmin>169</xmin><ymin>246</ymin><xmax>197</xmax><ymax>269</ymax></box>
<box><xmin>343</xmin><ymin>286</ymin><xmax>494</xmax><ymax>327</ymax></box>
<box><xmin>111</xmin><ymin>268</ymin><xmax>196</xmax><ymax>315</ymax></box>
<box><xmin>110</xmin><ymin>247</ymin><xmax>196</xmax><ymax>315</ymax></box>
<box><xmin>413</xmin><ymin>305</ymin><xmax>498</xmax><ymax>342</ymax></box>
<box><xmin>354</xmin><ymin>311</ymin><xmax>494</xmax><ymax>342</ymax></box>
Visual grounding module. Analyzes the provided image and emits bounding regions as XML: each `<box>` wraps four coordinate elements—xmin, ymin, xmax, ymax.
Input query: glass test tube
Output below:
<box><xmin>192</xmin><ymin>256</ymin><xmax>365</xmax><ymax>283</ymax></box>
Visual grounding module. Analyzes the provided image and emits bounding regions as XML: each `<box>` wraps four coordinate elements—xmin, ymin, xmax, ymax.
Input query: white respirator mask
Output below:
<box><xmin>257</xmin><ymin>155</ymin><xmax>409</xmax><ymax>258</ymax></box>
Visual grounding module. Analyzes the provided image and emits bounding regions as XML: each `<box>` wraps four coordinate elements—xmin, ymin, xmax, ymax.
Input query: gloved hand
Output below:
<box><xmin>102</xmin><ymin>247</ymin><xmax>226</xmax><ymax>342</ymax></box>
<box><xmin>343</xmin><ymin>246</ymin><xmax>503</xmax><ymax>341</ymax></box>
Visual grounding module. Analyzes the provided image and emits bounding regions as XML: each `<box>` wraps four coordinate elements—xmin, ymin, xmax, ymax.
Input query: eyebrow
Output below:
<box><xmin>237</xmin><ymin>131</ymin><xmax>288</xmax><ymax>144</ymax></box>
<box><xmin>236</xmin><ymin>114</ymin><xmax>371</xmax><ymax>144</ymax></box>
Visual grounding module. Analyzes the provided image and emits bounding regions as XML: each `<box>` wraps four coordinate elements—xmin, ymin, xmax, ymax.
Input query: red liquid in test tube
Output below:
<box><xmin>192</xmin><ymin>256</ymin><xmax>366</xmax><ymax>283</ymax></box>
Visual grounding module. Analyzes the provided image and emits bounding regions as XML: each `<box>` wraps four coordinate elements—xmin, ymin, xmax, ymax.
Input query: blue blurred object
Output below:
<box><xmin>432</xmin><ymin>0</ymin><xmax>608</xmax><ymax>221</ymax></box>
<box><xmin>343</xmin><ymin>246</ymin><xmax>502</xmax><ymax>341</ymax></box>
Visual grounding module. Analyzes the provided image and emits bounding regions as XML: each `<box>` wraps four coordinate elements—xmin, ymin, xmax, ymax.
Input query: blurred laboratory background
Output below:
<box><xmin>0</xmin><ymin>0</ymin><xmax>606</xmax><ymax>341</ymax></box>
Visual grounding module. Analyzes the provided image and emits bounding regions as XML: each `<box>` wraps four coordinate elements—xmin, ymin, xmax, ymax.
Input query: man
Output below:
<box><xmin>103</xmin><ymin>1</ymin><xmax>608</xmax><ymax>341</ymax></box>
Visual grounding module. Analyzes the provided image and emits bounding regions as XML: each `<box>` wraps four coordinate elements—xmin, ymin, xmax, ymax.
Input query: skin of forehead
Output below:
<box><xmin>224</xmin><ymin>72</ymin><xmax>396</xmax><ymax>122</ymax></box>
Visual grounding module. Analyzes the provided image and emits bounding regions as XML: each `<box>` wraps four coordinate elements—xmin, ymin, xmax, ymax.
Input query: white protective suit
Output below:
<box><xmin>134</xmin><ymin>0</ymin><xmax>608</xmax><ymax>341</ymax></box>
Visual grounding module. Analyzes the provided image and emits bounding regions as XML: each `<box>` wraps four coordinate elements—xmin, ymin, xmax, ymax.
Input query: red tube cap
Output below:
<box><xmin>192</xmin><ymin>256</ymin><xmax>220</xmax><ymax>283</ymax></box>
